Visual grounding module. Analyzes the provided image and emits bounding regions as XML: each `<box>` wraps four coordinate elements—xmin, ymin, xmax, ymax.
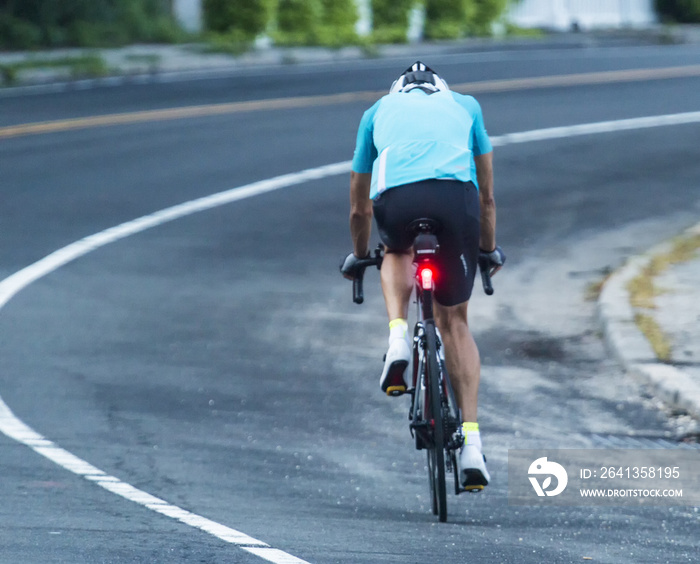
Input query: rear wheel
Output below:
<box><xmin>427</xmin><ymin>449</ymin><xmax>438</xmax><ymax>515</ymax></box>
<box><xmin>440</xmin><ymin>352</ymin><xmax>463</xmax><ymax>496</ymax></box>
<box><xmin>425</xmin><ymin>322</ymin><xmax>447</xmax><ymax>522</ymax></box>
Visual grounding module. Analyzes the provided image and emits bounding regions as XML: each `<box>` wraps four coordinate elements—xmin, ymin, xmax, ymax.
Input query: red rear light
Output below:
<box><xmin>419</xmin><ymin>266</ymin><xmax>435</xmax><ymax>290</ymax></box>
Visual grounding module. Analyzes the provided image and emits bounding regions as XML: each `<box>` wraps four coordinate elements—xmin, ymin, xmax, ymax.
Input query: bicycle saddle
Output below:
<box><xmin>407</xmin><ymin>219</ymin><xmax>441</xmax><ymax>256</ymax></box>
<box><xmin>406</xmin><ymin>218</ymin><xmax>441</xmax><ymax>235</ymax></box>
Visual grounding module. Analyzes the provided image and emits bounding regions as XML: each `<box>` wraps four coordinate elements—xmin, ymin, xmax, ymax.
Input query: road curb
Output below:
<box><xmin>598</xmin><ymin>224</ymin><xmax>700</xmax><ymax>419</ymax></box>
<box><xmin>0</xmin><ymin>67</ymin><xmax>248</xmax><ymax>98</ymax></box>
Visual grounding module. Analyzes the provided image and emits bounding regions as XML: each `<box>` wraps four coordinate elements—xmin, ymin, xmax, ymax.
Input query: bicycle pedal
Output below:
<box><xmin>386</xmin><ymin>385</ymin><xmax>406</xmax><ymax>396</ymax></box>
<box><xmin>464</xmin><ymin>485</ymin><xmax>484</xmax><ymax>493</ymax></box>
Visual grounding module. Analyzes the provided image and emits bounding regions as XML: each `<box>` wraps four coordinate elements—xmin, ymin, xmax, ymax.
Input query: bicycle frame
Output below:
<box><xmin>409</xmin><ymin>230</ymin><xmax>460</xmax><ymax>434</ymax></box>
<box><xmin>345</xmin><ymin>227</ymin><xmax>496</xmax><ymax>522</ymax></box>
<box><xmin>406</xmin><ymin>228</ymin><xmax>466</xmax><ymax>521</ymax></box>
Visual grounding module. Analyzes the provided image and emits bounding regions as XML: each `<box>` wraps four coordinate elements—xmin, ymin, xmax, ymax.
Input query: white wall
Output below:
<box><xmin>173</xmin><ymin>0</ymin><xmax>202</xmax><ymax>33</ymax></box>
<box><xmin>356</xmin><ymin>0</ymin><xmax>372</xmax><ymax>36</ymax></box>
<box><xmin>506</xmin><ymin>0</ymin><xmax>657</xmax><ymax>31</ymax></box>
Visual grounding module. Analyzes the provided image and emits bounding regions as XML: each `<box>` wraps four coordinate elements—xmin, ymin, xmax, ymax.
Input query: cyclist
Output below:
<box><xmin>341</xmin><ymin>62</ymin><xmax>504</xmax><ymax>489</ymax></box>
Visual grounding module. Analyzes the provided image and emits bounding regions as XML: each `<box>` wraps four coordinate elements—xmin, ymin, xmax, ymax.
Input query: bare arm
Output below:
<box><xmin>475</xmin><ymin>151</ymin><xmax>496</xmax><ymax>252</ymax></box>
<box><xmin>349</xmin><ymin>171</ymin><xmax>373</xmax><ymax>258</ymax></box>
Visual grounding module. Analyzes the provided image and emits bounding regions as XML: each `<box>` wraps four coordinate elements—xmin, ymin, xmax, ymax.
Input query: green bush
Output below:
<box><xmin>202</xmin><ymin>29</ymin><xmax>254</xmax><ymax>54</ymax></box>
<box><xmin>0</xmin><ymin>54</ymin><xmax>108</xmax><ymax>86</ymax></box>
<box><xmin>1</xmin><ymin>0</ymin><xmax>97</xmax><ymax>47</ymax></box>
<box><xmin>504</xmin><ymin>22</ymin><xmax>545</xmax><ymax>38</ymax></box>
<box><xmin>372</xmin><ymin>0</ymin><xmax>415</xmax><ymax>27</ymax></box>
<box><xmin>371</xmin><ymin>25</ymin><xmax>412</xmax><ymax>44</ymax></box>
<box><xmin>320</xmin><ymin>0</ymin><xmax>358</xmax><ymax>43</ymax></box>
<box><xmin>425</xmin><ymin>19</ymin><xmax>464</xmax><ymax>40</ymax></box>
<box><xmin>275</xmin><ymin>0</ymin><xmax>323</xmax><ymax>44</ymax></box>
<box><xmin>118</xmin><ymin>0</ymin><xmax>183</xmax><ymax>42</ymax></box>
<box><xmin>469</xmin><ymin>0</ymin><xmax>510</xmax><ymax>35</ymax></box>
<box><xmin>0</xmin><ymin>14</ymin><xmax>42</xmax><ymax>49</ymax></box>
<box><xmin>274</xmin><ymin>0</ymin><xmax>359</xmax><ymax>47</ymax></box>
<box><xmin>203</xmin><ymin>0</ymin><xmax>273</xmax><ymax>39</ymax></box>
<box><xmin>655</xmin><ymin>0</ymin><xmax>700</xmax><ymax>22</ymax></box>
<box><xmin>321</xmin><ymin>0</ymin><xmax>358</xmax><ymax>28</ymax></box>
<box><xmin>69</xmin><ymin>21</ymin><xmax>129</xmax><ymax>47</ymax></box>
<box><xmin>372</xmin><ymin>0</ymin><xmax>414</xmax><ymax>43</ymax></box>
<box><xmin>424</xmin><ymin>0</ymin><xmax>511</xmax><ymax>38</ymax></box>
<box><xmin>0</xmin><ymin>0</ymin><xmax>183</xmax><ymax>49</ymax></box>
<box><xmin>424</xmin><ymin>0</ymin><xmax>473</xmax><ymax>39</ymax></box>
<box><xmin>68</xmin><ymin>1</ymin><xmax>183</xmax><ymax>47</ymax></box>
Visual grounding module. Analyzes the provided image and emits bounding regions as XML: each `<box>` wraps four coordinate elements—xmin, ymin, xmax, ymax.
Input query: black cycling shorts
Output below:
<box><xmin>373</xmin><ymin>179</ymin><xmax>480</xmax><ymax>306</ymax></box>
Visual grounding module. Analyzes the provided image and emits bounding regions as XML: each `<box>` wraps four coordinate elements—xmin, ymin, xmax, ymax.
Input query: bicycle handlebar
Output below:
<box><xmin>347</xmin><ymin>245</ymin><xmax>497</xmax><ymax>303</ymax></box>
<box><xmin>477</xmin><ymin>255</ymin><xmax>494</xmax><ymax>296</ymax></box>
<box><xmin>351</xmin><ymin>248</ymin><xmax>383</xmax><ymax>304</ymax></box>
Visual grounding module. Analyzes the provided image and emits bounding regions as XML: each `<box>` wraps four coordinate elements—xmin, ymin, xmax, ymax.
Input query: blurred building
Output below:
<box><xmin>507</xmin><ymin>0</ymin><xmax>657</xmax><ymax>31</ymax></box>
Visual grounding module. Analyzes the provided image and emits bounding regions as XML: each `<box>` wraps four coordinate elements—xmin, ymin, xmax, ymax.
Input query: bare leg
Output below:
<box><xmin>433</xmin><ymin>300</ymin><xmax>480</xmax><ymax>422</ymax></box>
<box><xmin>380</xmin><ymin>251</ymin><xmax>414</xmax><ymax>321</ymax></box>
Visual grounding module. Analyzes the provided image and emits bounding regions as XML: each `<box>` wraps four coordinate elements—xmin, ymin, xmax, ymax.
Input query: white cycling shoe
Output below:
<box><xmin>458</xmin><ymin>444</ymin><xmax>490</xmax><ymax>491</ymax></box>
<box><xmin>380</xmin><ymin>339</ymin><xmax>410</xmax><ymax>396</ymax></box>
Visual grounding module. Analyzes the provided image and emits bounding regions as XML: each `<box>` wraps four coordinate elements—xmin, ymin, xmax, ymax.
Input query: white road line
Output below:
<box><xmin>490</xmin><ymin>111</ymin><xmax>700</xmax><ymax>147</ymax></box>
<box><xmin>243</xmin><ymin>548</ymin><xmax>317</xmax><ymax>564</ymax></box>
<box><xmin>0</xmin><ymin>161</ymin><xmax>351</xmax><ymax>311</ymax></box>
<box><xmin>0</xmin><ymin>398</ymin><xmax>271</xmax><ymax>548</ymax></box>
<box><xmin>0</xmin><ymin>110</ymin><xmax>699</xmax><ymax>563</ymax></box>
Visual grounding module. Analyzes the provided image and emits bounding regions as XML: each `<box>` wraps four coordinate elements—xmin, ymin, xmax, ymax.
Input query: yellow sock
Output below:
<box><xmin>389</xmin><ymin>318</ymin><xmax>408</xmax><ymax>343</ymax></box>
<box><xmin>463</xmin><ymin>422</ymin><xmax>482</xmax><ymax>449</ymax></box>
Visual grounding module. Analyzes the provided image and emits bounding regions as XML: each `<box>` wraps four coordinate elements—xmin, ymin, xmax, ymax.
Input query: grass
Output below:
<box><xmin>0</xmin><ymin>53</ymin><xmax>108</xmax><ymax>85</ymax></box>
<box><xmin>199</xmin><ymin>31</ymin><xmax>255</xmax><ymax>56</ymax></box>
<box><xmin>124</xmin><ymin>53</ymin><xmax>161</xmax><ymax>65</ymax></box>
<box><xmin>627</xmin><ymin>233</ymin><xmax>700</xmax><ymax>308</ymax></box>
<box><xmin>585</xmin><ymin>268</ymin><xmax>613</xmax><ymax>301</ymax></box>
<box><xmin>627</xmin><ymin>273</ymin><xmax>657</xmax><ymax>309</ymax></box>
<box><xmin>655</xmin><ymin>233</ymin><xmax>700</xmax><ymax>267</ymax></box>
<box><xmin>624</xmin><ymin>232</ymin><xmax>700</xmax><ymax>362</ymax></box>
<box><xmin>504</xmin><ymin>24</ymin><xmax>547</xmax><ymax>38</ymax></box>
<box><xmin>635</xmin><ymin>313</ymin><xmax>672</xmax><ymax>362</ymax></box>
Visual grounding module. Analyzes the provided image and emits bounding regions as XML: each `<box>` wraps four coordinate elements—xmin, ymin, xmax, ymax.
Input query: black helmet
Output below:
<box><xmin>390</xmin><ymin>61</ymin><xmax>449</xmax><ymax>94</ymax></box>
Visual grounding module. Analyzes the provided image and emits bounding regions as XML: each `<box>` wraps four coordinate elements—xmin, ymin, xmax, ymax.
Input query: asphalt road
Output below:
<box><xmin>1</xmin><ymin>42</ymin><xmax>699</xmax><ymax>563</ymax></box>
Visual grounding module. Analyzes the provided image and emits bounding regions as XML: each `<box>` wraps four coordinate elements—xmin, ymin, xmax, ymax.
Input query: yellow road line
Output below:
<box><xmin>2</xmin><ymin>65</ymin><xmax>700</xmax><ymax>140</ymax></box>
<box><xmin>452</xmin><ymin>64</ymin><xmax>700</xmax><ymax>93</ymax></box>
<box><xmin>0</xmin><ymin>91</ymin><xmax>381</xmax><ymax>139</ymax></box>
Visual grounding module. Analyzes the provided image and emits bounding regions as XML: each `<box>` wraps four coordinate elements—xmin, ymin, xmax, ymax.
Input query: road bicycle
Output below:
<box><xmin>347</xmin><ymin>219</ymin><xmax>495</xmax><ymax>522</ymax></box>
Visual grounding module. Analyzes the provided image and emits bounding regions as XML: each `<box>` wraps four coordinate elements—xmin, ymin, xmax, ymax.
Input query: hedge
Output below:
<box><xmin>424</xmin><ymin>0</ymin><xmax>473</xmax><ymax>40</ymax></box>
<box><xmin>655</xmin><ymin>0</ymin><xmax>700</xmax><ymax>22</ymax></box>
<box><xmin>320</xmin><ymin>0</ymin><xmax>359</xmax><ymax>43</ymax></box>
<box><xmin>469</xmin><ymin>0</ymin><xmax>510</xmax><ymax>35</ymax></box>
<box><xmin>274</xmin><ymin>0</ymin><xmax>359</xmax><ymax>46</ymax></box>
<box><xmin>0</xmin><ymin>0</ymin><xmax>183</xmax><ymax>49</ymax></box>
<box><xmin>424</xmin><ymin>0</ymin><xmax>511</xmax><ymax>39</ymax></box>
<box><xmin>0</xmin><ymin>0</ymin><xmax>181</xmax><ymax>49</ymax></box>
<box><xmin>276</xmin><ymin>0</ymin><xmax>322</xmax><ymax>44</ymax></box>
<box><xmin>203</xmin><ymin>0</ymin><xmax>274</xmax><ymax>40</ymax></box>
<box><xmin>372</xmin><ymin>0</ymin><xmax>415</xmax><ymax>43</ymax></box>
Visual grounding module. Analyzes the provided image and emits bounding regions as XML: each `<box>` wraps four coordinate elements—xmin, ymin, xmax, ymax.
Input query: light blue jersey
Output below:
<box><xmin>352</xmin><ymin>90</ymin><xmax>492</xmax><ymax>199</ymax></box>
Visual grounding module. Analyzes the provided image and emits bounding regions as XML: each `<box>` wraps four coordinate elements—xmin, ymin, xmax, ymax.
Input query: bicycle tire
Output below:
<box><xmin>439</xmin><ymin>354</ymin><xmax>463</xmax><ymax>496</ymax></box>
<box><xmin>413</xmin><ymin>330</ymin><xmax>437</xmax><ymax>514</ymax></box>
<box><xmin>427</xmin><ymin>449</ymin><xmax>438</xmax><ymax>515</ymax></box>
<box><xmin>425</xmin><ymin>321</ymin><xmax>447</xmax><ymax>522</ymax></box>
